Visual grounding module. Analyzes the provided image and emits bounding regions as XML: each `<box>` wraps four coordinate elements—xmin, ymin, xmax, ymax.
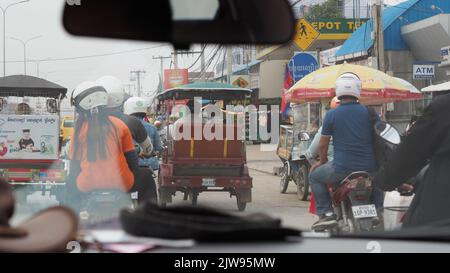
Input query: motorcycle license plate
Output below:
<box><xmin>352</xmin><ymin>204</ymin><xmax>377</xmax><ymax>219</ymax></box>
<box><xmin>201</xmin><ymin>178</ymin><xmax>216</xmax><ymax>187</ymax></box>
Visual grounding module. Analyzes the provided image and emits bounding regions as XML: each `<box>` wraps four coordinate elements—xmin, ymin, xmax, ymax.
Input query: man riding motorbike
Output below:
<box><xmin>96</xmin><ymin>75</ymin><xmax>153</xmax><ymax>158</ymax></box>
<box><xmin>124</xmin><ymin>97</ymin><xmax>162</xmax><ymax>171</ymax></box>
<box><xmin>309</xmin><ymin>73</ymin><xmax>382</xmax><ymax>230</ymax></box>
<box><xmin>67</xmin><ymin>82</ymin><xmax>157</xmax><ymax>212</ymax></box>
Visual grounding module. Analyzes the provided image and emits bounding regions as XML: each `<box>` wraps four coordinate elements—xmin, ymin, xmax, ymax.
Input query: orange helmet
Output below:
<box><xmin>330</xmin><ymin>97</ymin><xmax>340</xmax><ymax>109</ymax></box>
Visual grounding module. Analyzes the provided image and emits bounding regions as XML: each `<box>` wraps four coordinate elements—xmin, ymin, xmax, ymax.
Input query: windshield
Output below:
<box><xmin>2</xmin><ymin>0</ymin><xmax>448</xmax><ymax>254</ymax></box>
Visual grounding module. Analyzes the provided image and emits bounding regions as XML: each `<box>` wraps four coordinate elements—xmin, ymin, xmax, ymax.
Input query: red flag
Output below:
<box><xmin>281</xmin><ymin>64</ymin><xmax>293</xmax><ymax>117</ymax></box>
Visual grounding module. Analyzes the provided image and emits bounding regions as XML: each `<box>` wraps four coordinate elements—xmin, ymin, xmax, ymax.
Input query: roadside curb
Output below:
<box><xmin>248</xmin><ymin>167</ymin><xmax>278</xmax><ymax>176</ymax></box>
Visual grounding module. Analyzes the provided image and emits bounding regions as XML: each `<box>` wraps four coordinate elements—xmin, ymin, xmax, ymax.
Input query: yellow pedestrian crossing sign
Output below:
<box><xmin>294</xmin><ymin>19</ymin><xmax>320</xmax><ymax>51</ymax></box>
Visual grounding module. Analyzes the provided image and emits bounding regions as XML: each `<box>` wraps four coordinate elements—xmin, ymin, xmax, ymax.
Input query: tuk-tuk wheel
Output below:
<box><xmin>189</xmin><ymin>192</ymin><xmax>198</xmax><ymax>206</ymax></box>
<box><xmin>296</xmin><ymin>163</ymin><xmax>310</xmax><ymax>201</ymax></box>
<box><xmin>280</xmin><ymin>162</ymin><xmax>290</xmax><ymax>194</ymax></box>
<box><xmin>237</xmin><ymin>199</ymin><xmax>247</xmax><ymax>212</ymax></box>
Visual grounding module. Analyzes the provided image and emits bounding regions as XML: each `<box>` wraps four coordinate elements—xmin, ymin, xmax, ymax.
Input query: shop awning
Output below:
<box><xmin>422</xmin><ymin>81</ymin><xmax>450</xmax><ymax>92</ymax></box>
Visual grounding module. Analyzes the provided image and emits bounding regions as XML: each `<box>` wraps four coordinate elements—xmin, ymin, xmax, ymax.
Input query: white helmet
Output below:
<box><xmin>123</xmin><ymin>97</ymin><xmax>147</xmax><ymax>115</ymax></box>
<box><xmin>71</xmin><ymin>81</ymin><xmax>108</xmax><ymax>111</ymax></box>
<box><xmin>96</xmin><ymin>75</ymin><xmax>125</xmax><ymax>108</ymax></box>
<box><xmin>335</xmin><ymin>73</ymin><xmax>362</xmax><ymax>100</ymax></box>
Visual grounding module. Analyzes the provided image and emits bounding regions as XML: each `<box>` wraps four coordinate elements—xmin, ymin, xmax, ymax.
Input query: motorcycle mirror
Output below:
<box><xmin>298</xmin><ymin>132</ymin><xmax>310</xmax><ymax>142</ymax></box>
<box><xmin>375</xmin><ymin>121</ymin><xmax>401</xmax><ymax>145</ymax></box>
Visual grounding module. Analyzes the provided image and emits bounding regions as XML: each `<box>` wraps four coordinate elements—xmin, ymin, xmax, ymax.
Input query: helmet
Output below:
<box><xmin>123</xmin><ymin>97</ymin><xmax>147</xmax><ymax>115</ymax></box>
<box><xmin>71</xmin><ymin>81</ymin><xmax>108</xmax><ymax>111</ymax></box>
<box><xmin>335</xmin><ymin>73</ymin><xmax>361</xmax><ymax>99</ymax></box>
<box><xmin>330</xmin><ymin>97</ymin><xmax>340</xmax><ymax>109</ymax></box>
<box><xmin>96</xmin><ymin>76</ymin><xmax>125</xmax><ymax>108</ymax></box>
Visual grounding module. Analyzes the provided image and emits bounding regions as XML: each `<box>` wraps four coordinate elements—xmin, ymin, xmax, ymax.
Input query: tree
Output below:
<box><xmin>305</xmin><ymin>0</ymin><xmax>344</xmax><ymax>21</ymax></box>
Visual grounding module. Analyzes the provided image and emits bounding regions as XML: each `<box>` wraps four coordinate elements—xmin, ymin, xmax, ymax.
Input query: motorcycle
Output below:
<box><xmin>79</xmin><ymin>190</ymin><xmax>137</xmax><ymax>224</ymax></box>
<box><xmin>312</xmin><ymin>121</ymin><xmax>402</xmax><ymax>233</ymax></box>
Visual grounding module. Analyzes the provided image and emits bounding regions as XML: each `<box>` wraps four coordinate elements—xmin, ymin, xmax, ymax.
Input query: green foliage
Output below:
<box><xmin>305</xmin><ymin>0</ymin><xmax>344</xmax><ymax>21</ymax></box>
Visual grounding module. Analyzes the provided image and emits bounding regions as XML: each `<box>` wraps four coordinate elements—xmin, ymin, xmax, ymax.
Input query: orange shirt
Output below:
<box><xmin>70</xmin><ymin>116</ymin><xmax>135</xmax><ymax>192</ymax></box>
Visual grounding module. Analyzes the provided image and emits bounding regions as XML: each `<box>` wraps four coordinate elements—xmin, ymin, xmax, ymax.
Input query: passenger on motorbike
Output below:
<box><xmin>305</xmin><ymin>97</ymin><xmax>340</xmax><ymax>164</ymax></box>
<box><xmin>96</xmin><ymin>75</ymin><xmax>153</xmax><ymax>158</ymax></box>
<box><xmin>124</xmin><ymin>97</ymin><xmax>162</xmax><ymax>171</ymax></box>
<box><xmin>67</xmin><ymin>82</ymin><xmax>157</xmax><ymax>210</ymax></box>
<box><xmin>309</xmin><ymin>73</ymin><xmax>382</xmax><ymax>230</ymax></box>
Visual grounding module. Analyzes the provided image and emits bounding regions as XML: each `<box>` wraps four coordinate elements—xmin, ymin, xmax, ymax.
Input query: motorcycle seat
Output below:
<box><xmin>339</xmin><ymin>171</ymin><xmax>370</xmax><ymax>185</ymax></box>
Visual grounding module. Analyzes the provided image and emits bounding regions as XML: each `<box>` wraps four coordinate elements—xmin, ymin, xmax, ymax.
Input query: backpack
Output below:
<box><xmin>367</xmin><ymin>107</ymin><xmax>398</xmax><ymax>169</ymax></box>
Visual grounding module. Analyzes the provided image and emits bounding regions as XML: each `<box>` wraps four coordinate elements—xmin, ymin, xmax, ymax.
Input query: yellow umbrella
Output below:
<box><xmin>286</xmin><ymin>63</ymin><xmax>421</xmax><ymax>104</ymax></box>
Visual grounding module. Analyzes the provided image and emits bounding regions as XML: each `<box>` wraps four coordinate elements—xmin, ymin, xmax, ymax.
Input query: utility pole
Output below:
<box><xmin>123</xmin><ymin>83</ymin><xmax>135</xmax><ymax>96</ymax></box>
<box><xmin>152</xmin><ymin>55</ymin><xmax>171</xmax><ymax>92</ymax></box>
<box><xmin>130</xmin><ymin>70</ymin><xmax>146</xmax><ymax>97</ymax></box>
<box><xmin>173</xmin><ymin>50</ymin><xmax>179</xmax><ymax>69</ymax></box>
<box><xmin>174</xmin><ymin>46</ymin><xmax>207</xmax><ymax>80</ymax></box>
<box><xmin>372</xmin><ymin>0</ymin><xmax>385</xmax><ymax>71</ymax></box>
<box><xmin>226</xmin><ymin>46</ymin><xmax>233</xmax><ymax>84</ymax></box>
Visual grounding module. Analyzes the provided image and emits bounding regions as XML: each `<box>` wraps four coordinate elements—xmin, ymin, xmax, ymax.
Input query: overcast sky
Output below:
<box><xmin>3</xmin><ymin>0</ymin><xmax>410</xmax><ymax>104</ymax></box>
<box><xmin>3</xmin><ymin>0</ymin><xmax>201</xmax><ymax>94</ymax></box>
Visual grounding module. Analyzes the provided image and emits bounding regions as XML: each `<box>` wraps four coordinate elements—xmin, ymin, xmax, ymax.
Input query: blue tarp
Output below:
<box><xmin>336</xmin><ymin>0</ymin><xmax>420</xmax><ymax>57</ymax></box>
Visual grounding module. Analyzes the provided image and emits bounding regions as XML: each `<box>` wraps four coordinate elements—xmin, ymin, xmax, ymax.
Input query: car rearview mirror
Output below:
<box><xmin>62</xmin><ymin>0</ymin><xmax>295</xmax><ymax>47</ymax></box>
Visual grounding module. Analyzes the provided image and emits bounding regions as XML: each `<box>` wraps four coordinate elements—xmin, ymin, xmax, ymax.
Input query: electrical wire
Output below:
<box><xmin>7</xmin><ymin>44</ymin><xmax>167</xmax><ymax>64</ymax></box>
<box><xmin>192</xmin><ymin>45</ymin><xmax>222</xmax><ymax>81</ymax></box>
<box><xmin>186</xmin><ymin>44</ymin><xmax>208</xmax><ymax>70</ymax></box>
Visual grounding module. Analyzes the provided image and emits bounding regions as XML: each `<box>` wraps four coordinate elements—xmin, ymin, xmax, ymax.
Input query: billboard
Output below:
<box><xmin>0</xmin><ymin>115</ymin><xmax>59</xmax><ymax>160</ymax></box>
<box><xmin>164</xmin><ymin>69</ymin><xmax>189</xmax><ymax>90</ymax></box>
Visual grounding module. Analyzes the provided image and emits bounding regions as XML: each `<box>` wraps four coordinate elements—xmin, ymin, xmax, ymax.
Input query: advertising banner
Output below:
<box><xmin>164</xmin><ymin>69</ymin><xmax>189</xmax><ymax>90</ymax></box>
<box><xmin>0</xmin><ymin>115</ymin><xmax>59</xmax><ymax>160</ymax></box>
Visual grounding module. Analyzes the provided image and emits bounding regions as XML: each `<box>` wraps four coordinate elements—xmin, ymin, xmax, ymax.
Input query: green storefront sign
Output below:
<box><xmin>310</xmin><ymin>18</ymin><xmax>369</xmax><ymax>34</ymax></box>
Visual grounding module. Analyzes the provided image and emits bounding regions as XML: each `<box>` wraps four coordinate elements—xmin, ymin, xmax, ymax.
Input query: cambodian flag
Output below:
<box><xmin>281</xmin><ymin>64</ymin><xmax>293</xmax><ymax>119</ymax></box>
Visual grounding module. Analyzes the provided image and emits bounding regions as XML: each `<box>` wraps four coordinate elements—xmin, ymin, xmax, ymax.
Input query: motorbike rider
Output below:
<box><xmin>124</xmin><ymin>97</ymin><xmax>162</xmax><ymax>171</ymax></box>
<box><xmin>67</xmin><ymin>81</ymin><xmax>157</xmax><ymax>210</ymax></box>
<box><xmin>374</xmin><ymin>93</ymin><xmax>450</xmax><ymax>227</ymax></box>
<box><xmin>309</xmin><ymin>73</ymin><xmax>381</xmax><ymax>230</ymax></box>
<box><xmin>95</xmin><ymin>75</ymin><xmax>153</xmax><ymax>158</ymax></box>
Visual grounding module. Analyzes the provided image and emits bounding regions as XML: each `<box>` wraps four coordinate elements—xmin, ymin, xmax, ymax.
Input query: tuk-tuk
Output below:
<box><xmin>0</xmin><ymin>75</ymin><xmax>67</xmax><ymax>203</ymax></box>
<box><xmin>277</xmin><ymin>102</ymin><xmax>321</xmax><ymax>201</ymax></box>
<box><xmin>156</xmin><ymin>82</ymin><xmax>253</xmax><ymax>211</ymax></box>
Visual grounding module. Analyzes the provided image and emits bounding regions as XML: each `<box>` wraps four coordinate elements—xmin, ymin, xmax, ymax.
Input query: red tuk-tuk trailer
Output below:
<box><xmin>0</xmin><ymin>75</ymin><xmax>67</xmax><ymax>203</ymax></box>
<box><xmin>156</xmin><ymin>82</ymin><xmax>253</xmax><ymax>211</ymax></box>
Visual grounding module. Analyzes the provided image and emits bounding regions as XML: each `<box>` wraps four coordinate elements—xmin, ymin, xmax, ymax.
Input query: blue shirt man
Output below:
<box><xmin>309</xmin><ymin>73</ymin><xmax>381</xmax><ymax>230</ymax></box>
<box><xmin>321</xmin><ymin>102</ymin><xmax>378</xmax><ymax>173</ymax></box>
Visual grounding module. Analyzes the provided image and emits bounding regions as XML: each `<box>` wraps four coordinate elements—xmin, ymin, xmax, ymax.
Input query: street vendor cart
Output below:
<box><xmin>0</xmin><ymin>75</ymin><xmax>67</xmax><ymax>203</ymax></box>
<box><xmin>156</xmin><ymin>82</ymin><xmax>253</xmax><ymax>211</ymax></box>
<box><xmin>277</xmin><ymin>102</ymin><xmax>321</xmax><ymax>201</ymax></box>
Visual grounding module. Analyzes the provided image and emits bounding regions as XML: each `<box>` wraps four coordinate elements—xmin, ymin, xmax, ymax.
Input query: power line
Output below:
<box><xmin>186</xmin><ymin>44</ymin><xmax>208</xmax><ymax>70</ymax></box>
<box><xmin>192</xmin><ymin>46</ymin><xmax>222</xmax><ymax>81</ymax></box>
<box><xmin>5</xmin><ymin>44</ymin><xmax>167</xmax><ymax>64</ymax></box>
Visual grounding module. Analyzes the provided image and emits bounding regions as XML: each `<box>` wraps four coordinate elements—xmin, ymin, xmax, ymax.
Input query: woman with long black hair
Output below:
<box><xmin>67</xmin><ymin>81</ymin><xmax>156</xmax><ymax>210</ymax></box>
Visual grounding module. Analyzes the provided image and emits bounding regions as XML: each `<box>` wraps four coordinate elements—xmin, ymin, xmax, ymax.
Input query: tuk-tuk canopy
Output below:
<box><xmin>157</xmin><ymin>82</ymin><xmax>252</xmax><ymax>101</ymax></box>
<box><xmin>0</xmin><ymin>75</ymin><xmax>67</xmax><ymax>99</ymax></box>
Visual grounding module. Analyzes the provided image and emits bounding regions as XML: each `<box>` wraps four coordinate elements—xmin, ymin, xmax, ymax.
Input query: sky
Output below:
<box><xmin>2</xmin><ymin>0</ymin><xmax>202</xmax><ymax>94</ymax></box>
<box><xmin>2</xmin><ymin>0</ymin><xmax>410</xmax><ymax>111</ymax></box>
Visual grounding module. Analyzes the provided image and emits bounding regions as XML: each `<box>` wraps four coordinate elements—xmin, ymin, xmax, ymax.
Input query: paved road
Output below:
<box><xmin>11</xmin><ymin>144</ymin><xmax>317</xmax><ymax>231</ymax></box>
<box><xmin>169</xmin><ymin>144</ymin><xmax>317</xmax><ymax>231</ymax></box>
